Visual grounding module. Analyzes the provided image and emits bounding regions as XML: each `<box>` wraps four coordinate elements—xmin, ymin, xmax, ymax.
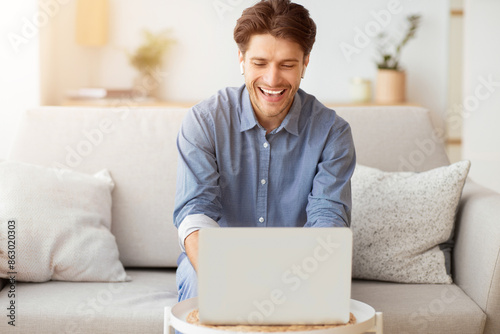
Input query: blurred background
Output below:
<box><xmin>1</xmin><ymin>0</ymin><xmax>499</xmax><ymax>192</ymax></box>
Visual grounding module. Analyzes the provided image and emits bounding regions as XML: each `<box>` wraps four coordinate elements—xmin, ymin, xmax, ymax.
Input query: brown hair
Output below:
<box><xmin>234</xmin><ymin>0</ymin><xmax>316</xmax><ymax>56</ymax></box>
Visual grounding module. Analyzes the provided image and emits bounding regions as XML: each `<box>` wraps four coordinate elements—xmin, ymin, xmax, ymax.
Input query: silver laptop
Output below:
<box><xmin>197</xmin><ymin>227</ymin><xmax>352</xmax><ymax>325</ymax></box>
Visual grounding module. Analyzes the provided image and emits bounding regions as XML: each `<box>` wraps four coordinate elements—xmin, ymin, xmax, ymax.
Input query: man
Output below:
<box><xmin>173</xmin><ymin>0</ymin><xmax>356</xmax><ymax>303</ymax></box>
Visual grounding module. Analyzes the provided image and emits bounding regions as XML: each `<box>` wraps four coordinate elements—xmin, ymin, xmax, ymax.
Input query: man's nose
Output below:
<box><xmin>262</xmin><ymin>65</ymin><xmax>281</xmax><ymax>87</ymax></box>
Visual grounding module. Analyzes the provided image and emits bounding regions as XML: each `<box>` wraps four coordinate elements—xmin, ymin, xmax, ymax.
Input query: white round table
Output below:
<box><xmin>164</xmin><ymin>298</ymin><xmax>383</xmax><ymax>334</ymax></box>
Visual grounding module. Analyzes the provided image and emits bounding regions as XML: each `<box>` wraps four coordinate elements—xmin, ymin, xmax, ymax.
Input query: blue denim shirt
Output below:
<box><xmin>174</xmin><ymin>85</ymin><xmax>356</xmax><ymax>249</ymax></box>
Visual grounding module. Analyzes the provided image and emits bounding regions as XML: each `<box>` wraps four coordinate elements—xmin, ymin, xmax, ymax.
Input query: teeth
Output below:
<box><xmin>261</xmin><ymin>88</ymin><xmax>284</xmax><ymax>95</ymax></box>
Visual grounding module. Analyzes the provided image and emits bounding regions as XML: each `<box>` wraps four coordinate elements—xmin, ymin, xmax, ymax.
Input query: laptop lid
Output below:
<box><xmin>197</xmin><ymin>227</ymin><xmax>352</xmax><ymax>325</ymax></box>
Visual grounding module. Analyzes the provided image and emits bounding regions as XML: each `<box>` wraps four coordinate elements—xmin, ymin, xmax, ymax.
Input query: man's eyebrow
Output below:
<box><xmin>249</xmin><ymin>57</ymin><xmax>300</xmax><ymax>62</ymax></box>
<box><xmin>249</xmin><ymin>57</ymin><xmax>268</xmax><ymax>62</ymax></box>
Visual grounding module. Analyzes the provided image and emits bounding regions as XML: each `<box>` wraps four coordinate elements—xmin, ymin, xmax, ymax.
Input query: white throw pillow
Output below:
<box><xmin>351</xmin><ymin>161</ymin><xmax>470</xmax><ymax>284</ymax></box>
<box><xmin>0</xmin><ymin>160</ymin><xmax>130</xmax><ymax>282</ymax></box>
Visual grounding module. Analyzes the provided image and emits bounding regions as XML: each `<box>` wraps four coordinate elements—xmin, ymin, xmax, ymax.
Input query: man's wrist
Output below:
<box><xmin>177</xmin><ymin>214</ymin><xmax>220</xmax><ymax>252</ymax></box>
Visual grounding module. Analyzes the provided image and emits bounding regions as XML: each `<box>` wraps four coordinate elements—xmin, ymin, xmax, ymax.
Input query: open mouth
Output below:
<box><xmin>259</xmin><ymin>87</ymin><xmax>286</xmax><ymax>97</ymax></box>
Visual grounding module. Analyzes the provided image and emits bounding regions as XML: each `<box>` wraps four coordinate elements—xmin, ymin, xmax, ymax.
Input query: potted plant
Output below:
<box><xmin>375</xmin><ymin>14</ymin><xmax>421</xmax><ymax>104</ymax></box>
<box><xmin>127</xmin><ymin>29</ymin><xmax>175</xmax><ymax>99</ymax></box>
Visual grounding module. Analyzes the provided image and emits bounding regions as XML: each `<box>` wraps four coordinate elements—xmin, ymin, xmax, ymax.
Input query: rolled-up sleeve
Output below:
<box><xmin>173</xmin><ymin>108</ymin><xmax>222</xmax><ymax>250</ymax></box>
<box><xmin>305</xmin><ymin>120</ymin><xmax>356</xmax><ymax>228</ymax></box>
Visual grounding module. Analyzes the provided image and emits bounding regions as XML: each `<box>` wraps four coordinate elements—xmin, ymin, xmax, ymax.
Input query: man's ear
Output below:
<box><xmin>238</xmin><ymin>50</ymin><xmax>245</xmax><ymax>75</ymax></box>
<box><xmin>304</xmin><ymin>54</ymin><xmax>310</xmax><ymax>68</ymax></box>
<box><xmin>238</xmin><ymin>50</ymin><xmax>245</xmax><ymax>64</ymax></box>
<box><xmin>302</xmin><ymin>54</ymin><xmax>310</xmax><ymax>79</ymax></box>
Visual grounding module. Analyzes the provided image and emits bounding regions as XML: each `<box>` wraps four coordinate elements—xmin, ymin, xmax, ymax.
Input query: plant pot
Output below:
<box><xmin>375</xmin><ymin>69</ymin><xmax>406</xmax><ymax>104</ymax></box>
<box><xmin>133</xmin><ymin>71</ymin><xmax>161</xmax><ymax>99</ymax></box>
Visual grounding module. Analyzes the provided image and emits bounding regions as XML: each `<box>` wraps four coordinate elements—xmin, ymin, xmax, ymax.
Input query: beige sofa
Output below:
<box><xmin>0</xmin><ymin>105</ymin><xmax>498</xmax><ymax>334</ymax></box>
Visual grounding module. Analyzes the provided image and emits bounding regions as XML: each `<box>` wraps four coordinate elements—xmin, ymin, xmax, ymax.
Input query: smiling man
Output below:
<box><xmin>173</xmin><ymin>0</ymin><xmax>356</xmax><ymax>303</ymax></box>
<box><xmin>240</xmin><ymin>34</ymin><xmax>307</xmax><ymax>133</ymax></box>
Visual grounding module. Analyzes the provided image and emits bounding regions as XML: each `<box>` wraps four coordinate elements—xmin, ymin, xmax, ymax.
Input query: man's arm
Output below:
<box><xmin>305</xmin><ymin>119</ymin><xmax>356</xmax><ymax>228</ymax></box>
<box><xmin>173</xmin><ymin>108</ymin><xmax>222</xmax><ymax>266</ymax></box>
<box><xmin>184</xmin><ymin>230</ymin><xmax>199</xmax><ymax>272</ymax></box>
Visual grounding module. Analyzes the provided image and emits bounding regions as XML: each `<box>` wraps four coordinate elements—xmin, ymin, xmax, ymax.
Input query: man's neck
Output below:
<box><xmin>251</xmin><ymin>101</ymin><xmax>294</xmax><ymax>135</ymax></box>
<box><xmin>259</xmin><ymin>119</ymin><xmax>282</xmax><ymax>134</ymax></box>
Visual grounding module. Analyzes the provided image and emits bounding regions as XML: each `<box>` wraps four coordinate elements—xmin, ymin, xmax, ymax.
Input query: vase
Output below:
<box><xmin>350</xmin><ymin>77</ymin><xmax>372</xmax><ymax>103</ymax></box>
<box><xmin>375</xmin><ymin>69</ymin><xmax>406</xmax><ymax>104</ymax></box>
<box><xmin>133</xmin><ymin>71</ymin><xmax>160</xmax><ymax>100</ymax></box>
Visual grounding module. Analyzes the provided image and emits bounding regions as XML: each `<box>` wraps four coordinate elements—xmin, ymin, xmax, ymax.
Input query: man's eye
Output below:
<box><xmin>254</xmin><ymin>63</ymin><xmax>265</xmax><ymax>66</ymax></box>
<box><xmin>282</xmin><ymin>64</ymin><xmax>294</xmax><ymax>69</ymax></box>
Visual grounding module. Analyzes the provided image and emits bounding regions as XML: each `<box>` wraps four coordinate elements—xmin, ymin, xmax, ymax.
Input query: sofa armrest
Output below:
<box><xmin>454</xmin><ymin>179</ymin><xmax>500</xmax><ymax>334</ymax></box>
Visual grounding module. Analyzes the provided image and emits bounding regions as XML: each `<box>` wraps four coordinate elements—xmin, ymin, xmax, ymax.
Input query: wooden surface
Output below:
<box><xmin>61</xmin><ymin>99</ymin><xmax>419</xmax><ymax>109</ymax></box>
<box><xmin>60</xmin><ymin>98</ymin><xmax>198</xmax><ymax>108</ymax></box>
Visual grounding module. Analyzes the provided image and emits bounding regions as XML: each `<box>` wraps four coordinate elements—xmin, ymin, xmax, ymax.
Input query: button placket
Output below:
<box><xmin>257</xmin><ymin>137</ymin><xmax>270</xmax><ymax>226</ymax></box>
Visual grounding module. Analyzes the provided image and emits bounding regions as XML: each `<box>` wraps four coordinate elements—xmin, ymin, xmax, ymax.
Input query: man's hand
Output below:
<box><xmin>184</xmin><ymin>230</ymin><xmax>199</xmax><ymax>272</ymax></box>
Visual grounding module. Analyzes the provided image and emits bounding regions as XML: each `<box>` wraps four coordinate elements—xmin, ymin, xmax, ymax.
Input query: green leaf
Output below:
<box><xmin>127</xmin><ymin>29</ymin><xmax>176</xmax><ymax>74</ymax></box>
<box><xmin>374</xmin><ymin>14</ymin><xmax>421</xmax><ymax>71</ymax></box>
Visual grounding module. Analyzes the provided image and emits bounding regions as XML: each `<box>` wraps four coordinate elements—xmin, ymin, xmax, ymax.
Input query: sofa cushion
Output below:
<box><xmin>351</xmin><ymin>161</ymin><xmax>470</xmax><ymax>284</ymax></box>
<box><xmin>0</xmin><ymin>273</ymin><xmax>486</xmax><ymax>334</ymax></box>
<box><xmin>352</xmin><ymin>280</ymin><xmax>486</xmax><ymax>334</ymax></box>
<box><xmin>8</xmin><ymin>107</ymin><xmax>187</xmax><ymax>267</ymax></box>
<box><xmin>0</xmin><ymin>160</ymin><xmax>129</xmax><ymax>282</ymax></box>
<box><xmin>0</xmin><ymin>269</ymin><xmax>178</xmax><ymax>334</ymax></box>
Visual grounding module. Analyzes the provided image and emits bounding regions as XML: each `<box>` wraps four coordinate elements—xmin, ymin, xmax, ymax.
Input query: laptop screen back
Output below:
<box><xmin>197</xmin><ymin>227</ymin><xmax>352</xmax><ymax>325</ymax></box>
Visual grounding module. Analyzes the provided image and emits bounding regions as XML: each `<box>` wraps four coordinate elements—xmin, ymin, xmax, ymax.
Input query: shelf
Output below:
<box><xmin>60</xmin><ymin>98</ymin><xmax>198</xmax><ymax>108</ymax></box>
<box><xmin>325</xmin><ymin>101</ymin><xmax>421</xmax><ymax>108</ymax></box>
<box><xmin>61</xmin><ymin>99</ymin><xmax>419</xmax><ymax>109</ymax></box>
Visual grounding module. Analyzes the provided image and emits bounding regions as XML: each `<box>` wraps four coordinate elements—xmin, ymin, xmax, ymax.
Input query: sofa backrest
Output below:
<box><xmin>8</xmin><ymin>105</ymin><xmax>449</xmax><ymax>268</ymax></box>
<box><xmin>335</xmin><ymin>106</ymin><xmax>449</xmax><ymax>172</ymax></box>
<box><xmin>9</xmin><ymin>106</ymin><xmax>187</xmax><ymax>267</ymax></box>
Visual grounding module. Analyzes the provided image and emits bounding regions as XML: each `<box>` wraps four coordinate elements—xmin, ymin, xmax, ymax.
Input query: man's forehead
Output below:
<box><xmin>244</xmin><ymin>34</ymin><xmax>305</xmax><ymax>60</ymax></box>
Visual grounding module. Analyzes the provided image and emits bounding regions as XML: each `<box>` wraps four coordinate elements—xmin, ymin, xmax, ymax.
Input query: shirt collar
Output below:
<box><xmin>239</xmin><ymin>85</ymin><xmax>301</xmax><ymax>136</ymax></box>
<box><xmin>240</xmin><ymin>86</ymin><xmax>258</xmax><ymax>132</ymax></box>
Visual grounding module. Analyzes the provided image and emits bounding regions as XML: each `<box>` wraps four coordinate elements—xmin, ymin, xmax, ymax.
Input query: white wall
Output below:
<box><xmin>447</xmin><ymin>1</ymin><xmax>464</xmax><ymax>141</ymax></box>
<box><xmin>463</xmin><ymin>0</ymin><xmax>500</xmax><ymax>192</ymax></box>
<box><xmin>444</xmin><ymin>0</ymin><xmax>464</xmax><ymax>163</ymax></box>
<box><xmin>0</xmin><ymin>1</ymin><xmax>40</xmax><ymax>159</ymax></box>
<box><xmin>300</xmin><ymin>0</ymin><xmax>449</xmax><ymax>126</ymax></box>
<box><xmin>42</xmin><ymin>0</ymin><xmax>450</xmax><ymax>125</ymax></box>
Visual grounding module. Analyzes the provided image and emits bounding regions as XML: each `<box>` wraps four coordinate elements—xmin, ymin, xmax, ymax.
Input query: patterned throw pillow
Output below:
<box><xmin>351</xmin><ymin>161</ymin><xmax>470</xmax><ymax>284</ymax></box>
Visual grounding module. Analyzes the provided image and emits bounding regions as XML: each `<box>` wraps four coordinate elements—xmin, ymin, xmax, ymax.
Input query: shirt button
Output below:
<box><xmin>263</xmin><ymin>142</ymin><xmax>269</xmax><ymax>148</ymax></box>
<box><xmin>260</xmin><ymin>179</ymin><xmax>266</xmax><ymax>185</ymax></box>
<box><xmin>259</xmin><ymin>217</ymin><xmax>265</xmax><ymax>223</ymax></box>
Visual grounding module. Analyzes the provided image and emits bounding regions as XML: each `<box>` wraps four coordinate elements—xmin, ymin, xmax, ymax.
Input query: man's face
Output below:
<box><xmin>239</xmin><ymin>34</ymin><xmax>309</xmax><ymax>128</ymax></box>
